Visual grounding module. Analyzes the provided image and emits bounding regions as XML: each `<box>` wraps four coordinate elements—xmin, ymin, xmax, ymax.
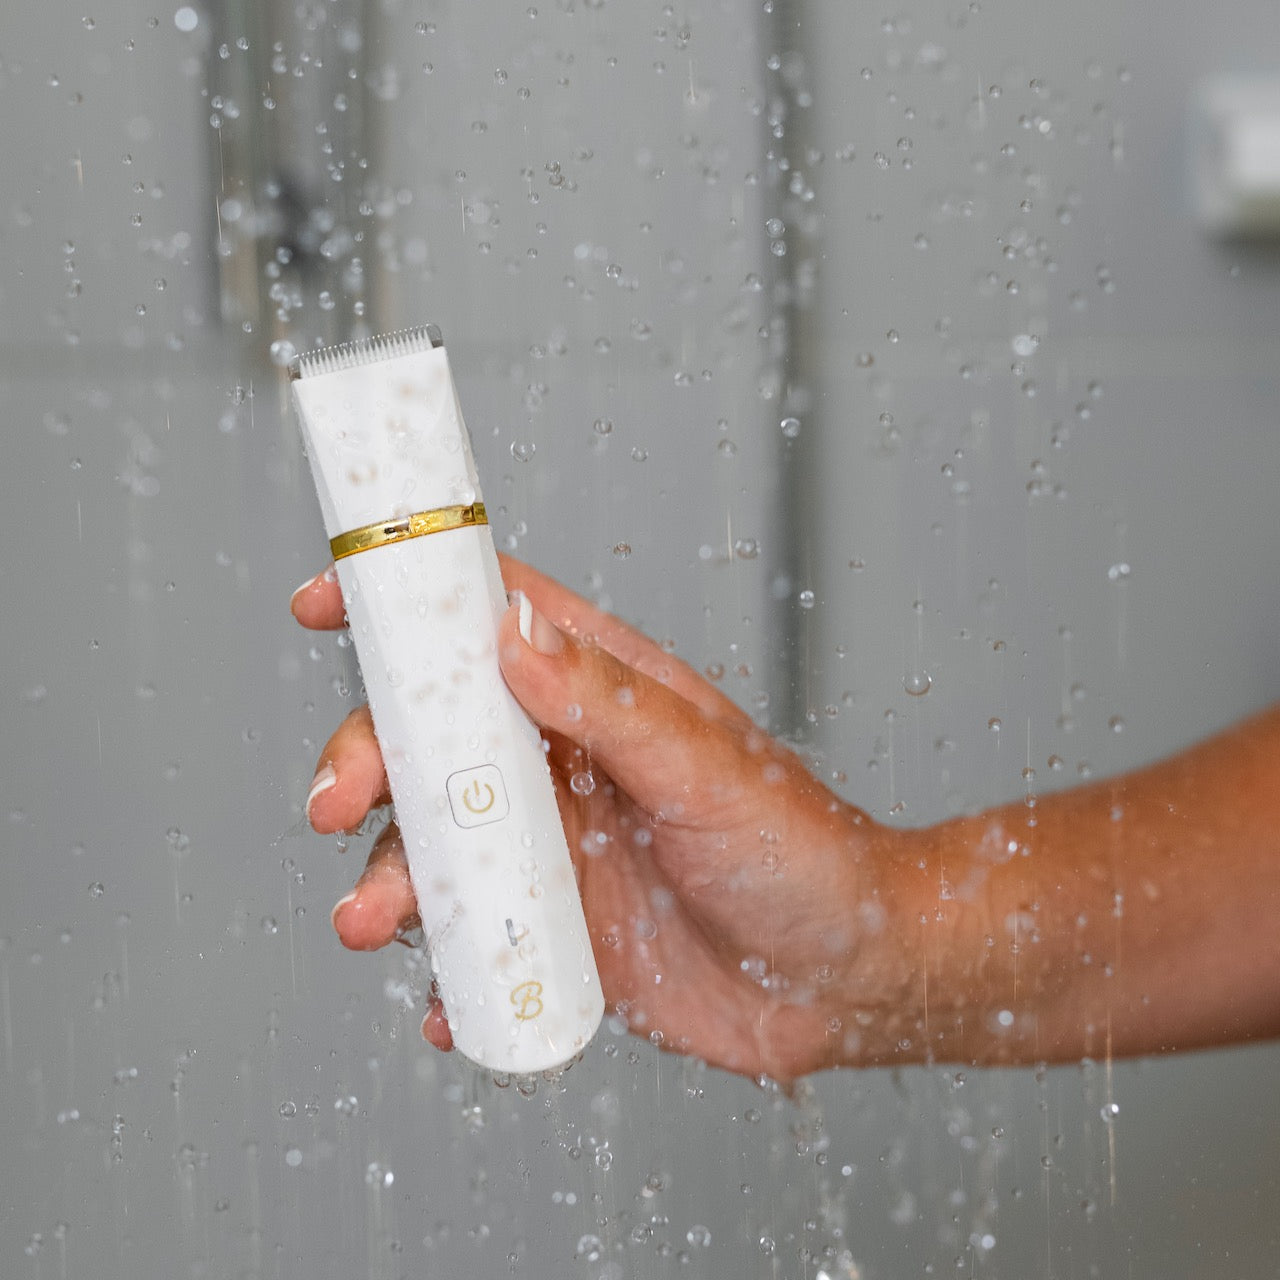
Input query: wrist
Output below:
<box><xmin>806</xmin><ymin>807</ymin><xmax>927</xmax><ymax>1070</ymax></box>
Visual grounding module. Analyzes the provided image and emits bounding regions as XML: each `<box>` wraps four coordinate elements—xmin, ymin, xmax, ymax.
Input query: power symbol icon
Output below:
<box><xmin>446</xmin><ymin>765</ymin><xmax>509</xmax><ymax>828</ymax></box>
<box><xmin>461</xmin><ymin>781</ymin><xmax>495</xmax><ymax>814</ymax></box>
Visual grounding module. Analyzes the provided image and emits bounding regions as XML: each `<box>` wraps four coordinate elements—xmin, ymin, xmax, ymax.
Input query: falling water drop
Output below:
<box><xmin>267</xmin><ymin>339</ymin><xmax>296</xmax><ymax>367</ymax></box>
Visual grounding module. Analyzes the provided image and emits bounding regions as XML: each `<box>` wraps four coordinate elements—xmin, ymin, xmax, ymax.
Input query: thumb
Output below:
<box><xmin>498</xmin><ymin>592</ymin><xmax>763</xmax><ymax>826</ymax></box>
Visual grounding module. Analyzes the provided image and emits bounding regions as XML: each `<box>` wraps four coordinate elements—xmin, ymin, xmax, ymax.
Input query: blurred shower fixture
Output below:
<box><xmin>1189</xmin><ymin>75</ymin><xmax>1280</xmax><ymax>237</ymax></box>
<box><xmin>207</xmin><ymin>0</ymin><xmax>375</xmax><ymax>347</ymax></box>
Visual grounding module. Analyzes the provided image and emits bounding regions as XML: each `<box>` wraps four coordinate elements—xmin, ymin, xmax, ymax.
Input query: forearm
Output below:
<box><xmin>856</xmin><ymin>704</ymin><xmax>1280</xmax><ymax>1067</ymax></box>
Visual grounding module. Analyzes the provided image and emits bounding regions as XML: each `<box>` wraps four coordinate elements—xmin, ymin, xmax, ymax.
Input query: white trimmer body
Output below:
<box><xmin>290</xmin><ymin>326</ymin><xmax>604</xmax><ymax>1074</ymax></box>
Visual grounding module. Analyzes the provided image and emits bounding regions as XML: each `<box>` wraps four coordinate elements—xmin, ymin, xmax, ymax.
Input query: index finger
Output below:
<box><xmin>499</xmin><ymin>555</ymin><xmax>749</xmax><ymax>729</ymax></box>
<box><xmin>290</xmin><ymin>553</ymin><xmax>750</xmax><ymax>728</ymax></box>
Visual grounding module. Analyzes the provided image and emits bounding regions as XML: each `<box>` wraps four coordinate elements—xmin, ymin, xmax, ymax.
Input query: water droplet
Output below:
<box><xmin>268</xmin><ymin>339</ymin><xmax>296</xmax><ymax>367</ymax></box>
<box><xmin>903</xmin><ymin>671</ymin><xmax>932</xmax><ymax>696</ymax></box>
<box><xmin>733</xmin><ymin>537</ymin><xmax>760</xmax><ymax>560</ymax></box>
<box><xmin>592</xmin><ymin>417</ymin><xmax>613</xmax><ymax>436</ymax></box>
<box><xmin>576</xmin><ymin>1234</ymin><xmax>603</xmax><ymax>1261</ymax></box>
<box><xmin>279</xmin><ymin>1101</ymin><xmax>296</xmax><ymax>1118</ymax></box>
<box><xmin>758</xmin><ymin>1236</ymin><xmax>777</xmax><ymax>1256</ymax></box>
<box><xmin>510</xmin><ymin>440</ymin><xmax>536</xmax><ymax>462</ymax></box>
<box><xmin>780</xmin><ymin>415</ymin><xmax>801</xmax><ymax>439</ymax></box>
<box><xmin>1107</xmin><ymin>562</ymin><xmax>1131</xmax><ymax>582</ymax></box>
<box><xmin>611</xmin><ymin>542</ymin><xmax>631</xmax><ymax>558</ymax></box>
<box><xmin>173</xmin><ymin>6</ymin><xmax>199</xmax><ymax>33</ymax></box>
<box><xmin>364</xmin><ymin>1162</ymin><xmax>394</xmax><ymax>1187</ymax></box>
<box><xmin>1100</xmin><ymin>1101</ymin><xmax>1119</xmax><ymax>1122</ymax></box>
<box><xmin>686</xmin><ymin>1225</ymin><xmax>712</xmax><ymax>1248</ymax></box>
<box><xmin>798</xmin><ymin>589</ymin><xmax>816</xmax><ymax>609</ymax></box>
<box><xmin>570</xmin><ymin>771</ymin><xmax>596</xmax><ymax>796</ymax></box>
<box><xmin>177</xmin><ymin>1143</ymin><xmax>209</xmax><ymax>1171</ymax></box>
<box><xmin>88</xmin><ymin>881</ymin><xmax>105</xmax><ymax>898</ymax></box>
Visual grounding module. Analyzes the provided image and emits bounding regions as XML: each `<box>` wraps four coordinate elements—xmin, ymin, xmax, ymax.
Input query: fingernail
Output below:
<box><xmin>306</xmin><ymin>762</ymin><xmax>337</xmax><ymax>820</ymax></box>
<box><xmin>290</xmin><ymin>573</ymin><xmax>319</xmax><ymax>610</ymax></box>
<box><xmin>330</xmin><ymin>889</ymin><xmax>357</xmax><ymax>932</ymax></box>
<box><xmin>512</xmin><ymin>590</ymin><xmax>564</xmax><ymax>655</ymax></box>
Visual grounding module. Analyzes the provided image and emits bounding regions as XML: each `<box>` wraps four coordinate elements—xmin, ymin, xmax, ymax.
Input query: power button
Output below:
<box><xmin>446</xmin><ymin>764</ymin><xmax>510</xmax><ymax>828</ymax></box>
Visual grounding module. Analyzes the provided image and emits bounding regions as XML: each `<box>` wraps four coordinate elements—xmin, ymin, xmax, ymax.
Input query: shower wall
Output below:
<box><xmin>2</xmin><ymin>1</ymin><xmax>1278</xmax><ymax>1278</ymax></box>
<box><xmin>791</xmin><ymin>0</ymin><xmax>1280</xmax><ymax>818</ymax></box>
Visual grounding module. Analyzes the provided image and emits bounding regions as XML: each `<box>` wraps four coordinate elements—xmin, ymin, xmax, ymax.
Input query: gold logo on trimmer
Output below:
<box><xmin>511</xmin><ymin>980</ymin><xmax>544</xmax><ymax>1021</ymax></box>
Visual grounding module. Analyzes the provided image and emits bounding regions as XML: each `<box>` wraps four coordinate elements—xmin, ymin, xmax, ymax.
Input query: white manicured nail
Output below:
<box><xmin>330</xmin><ymin>890</ymin><xmax>357</xmax><ymax>931</ymax></box>
<box><xmin>306</xmin><ymin>763</ymin><xmax>337</xmax><ymax>819</ymax></box>
<box><xmin>290</xmin><ymin>574</ymin><xmax>318</xmax><ymax>609</ymax></box>
<box><xmin>513</xmin><ymin>590</ymin><xmax>534</xmax><ymax>644</ymax></box>
<box><xmin>510</xmin><ymin>589</ymin><xmax>564</xmax><ymax>655</ymax></box>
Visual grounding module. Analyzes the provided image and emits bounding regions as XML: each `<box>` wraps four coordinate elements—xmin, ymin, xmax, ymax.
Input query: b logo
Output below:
<box><xmin>510</xmin><ymin>980</ymin><xmax>545</xmax><ymax>1022</ymax></box>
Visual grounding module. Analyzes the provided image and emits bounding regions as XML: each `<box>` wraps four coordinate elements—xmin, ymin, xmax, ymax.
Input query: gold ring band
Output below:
<box><xmin>329</xmin><ymin>501</ymin><xmax>488</xmax><ymax>561</ymax></box>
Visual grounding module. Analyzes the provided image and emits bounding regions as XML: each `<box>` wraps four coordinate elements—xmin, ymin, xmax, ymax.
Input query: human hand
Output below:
<box><xmin>291</xmin><ymin>556</ymin><xmax>914</xmax><ymax>1081</ymax></box>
